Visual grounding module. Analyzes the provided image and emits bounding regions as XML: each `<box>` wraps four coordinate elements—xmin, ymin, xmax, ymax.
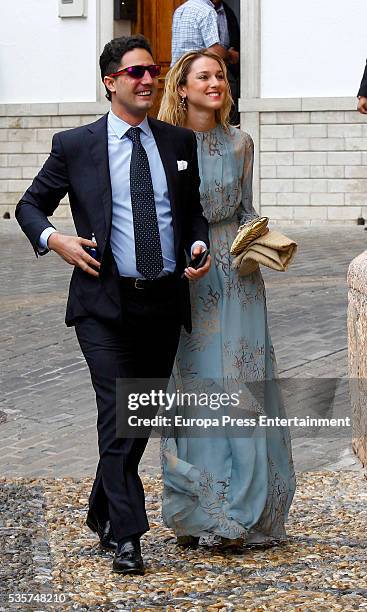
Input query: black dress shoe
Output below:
<box><xmin>86</xmin><ymin>511</ymin><xmax>117</xmax><ymax>551</ymax></box>
<box><xmin>112</xmin><ymin>538</ymin><xmax>145</xmax><ymax>575</ymax></box>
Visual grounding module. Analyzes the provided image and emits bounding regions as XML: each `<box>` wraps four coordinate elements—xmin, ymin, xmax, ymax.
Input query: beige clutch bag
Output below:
<box><xmin>230</xmin><ymin>217</ymin><xmax>269</xmax><ymax>257</ymax></box>
<box><xmin>232</xmin><ymin>229</ymin><xmax>298</xmax><ymax>275</ymax></box>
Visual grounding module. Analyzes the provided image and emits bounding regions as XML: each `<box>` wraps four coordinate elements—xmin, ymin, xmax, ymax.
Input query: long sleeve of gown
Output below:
<box><xmin>238</xmin><ymin>133</ymin><xmax>259</xmax><ymax>224</ymax></box>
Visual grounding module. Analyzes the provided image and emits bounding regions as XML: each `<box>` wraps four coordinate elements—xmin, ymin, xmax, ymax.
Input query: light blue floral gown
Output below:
<box><xmin>161</xmin><ymin>126</ymin><xmax>296</xmax><ymax>543</ymax></box>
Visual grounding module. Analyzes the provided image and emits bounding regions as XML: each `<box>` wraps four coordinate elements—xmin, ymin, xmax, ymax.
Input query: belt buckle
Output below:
<box><xmin>134</xmin><ymin>278</ymin><xmax>145</xmax><ymax>290</ymax></box>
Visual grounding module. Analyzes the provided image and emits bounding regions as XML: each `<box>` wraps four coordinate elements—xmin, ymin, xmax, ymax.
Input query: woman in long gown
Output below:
<box><xmin>158</xmin><ymin>50</ymin><xmax>296</xmax><ymax>548</ymax></box>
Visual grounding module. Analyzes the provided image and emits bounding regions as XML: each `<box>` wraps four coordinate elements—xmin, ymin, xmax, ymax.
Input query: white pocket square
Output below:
<box><xmin>177</xmin><ymin>160</ymin><xmax>188</xmax><ymax>171</ymax></box>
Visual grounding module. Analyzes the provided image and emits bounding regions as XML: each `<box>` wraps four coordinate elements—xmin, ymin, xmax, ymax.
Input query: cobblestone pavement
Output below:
<box><xmin>2</xmin><ymin>220</ymin><xmax>367</xmax><ymax>611</ymax></box>
<box><xmin>1</xmin><ymin>220</ymin><xmax>366</xmax><ymax>478</ymax></box>
<box><xmin>1</xmin><ymin>472</ymin><xmax>367</xmax><ymax>611</ymax></box>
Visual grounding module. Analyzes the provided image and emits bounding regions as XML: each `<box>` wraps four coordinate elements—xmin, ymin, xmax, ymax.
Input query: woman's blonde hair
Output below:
<box><xmin>158</xmin><ymin>50</ymin><xmax>232</xmax><ymax>128</ymax></box>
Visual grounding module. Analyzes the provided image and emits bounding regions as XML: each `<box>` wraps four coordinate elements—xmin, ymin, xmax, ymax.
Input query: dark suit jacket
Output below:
<box><xmin>15</xmin><ymin>115</ymin><xmax>209</xmax><ymax>332</ymax></box>
<box><xmin>358</xmin><ymin>60</ymin><xmax>367</xmax><ymax>97</ymax></box>
<box><xmin>223</xmin><ymin>1</ymin><xmax>240</xmax><ymax>80</ymax></box>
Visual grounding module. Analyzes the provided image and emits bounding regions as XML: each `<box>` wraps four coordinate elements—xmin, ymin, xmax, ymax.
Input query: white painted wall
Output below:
<box><xmin>0</xmin><ymin>0</ymin><xmax>97</xmax><ymax>103</ymax></box>
<box><xmin>261</xmin><ymin>0</ymin><xmax>367</xmax><ymax>98</ymax></box>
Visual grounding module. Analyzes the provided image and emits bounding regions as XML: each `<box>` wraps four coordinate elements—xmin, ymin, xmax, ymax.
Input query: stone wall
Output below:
<box><xmin>0</xmin><ymin>108</ymin><xmax>105</xmax><ymax>219</ymax></box>
<box><xmin>259</xmin><ymin>110</ymin><xmax>367</xmax><ymax>224</ymax></box>
<box><xmin>2</xmin><ymin>105</ymin><xmax>367</xmax><ymax>223</ymax></box>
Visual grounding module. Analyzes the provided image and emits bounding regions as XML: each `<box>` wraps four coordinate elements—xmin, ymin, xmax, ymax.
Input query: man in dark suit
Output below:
<box><xmin>358</xmin><ymin>60</ymin><xmax>367</xmax><ymax>114</ymax></box>
<box><xmin>16</xmin><ymin>35</ymin><xmax>210</xmax><ymax>575</ymax></box>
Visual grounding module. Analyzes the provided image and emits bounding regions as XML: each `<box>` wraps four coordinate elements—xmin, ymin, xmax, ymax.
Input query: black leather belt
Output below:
<box><xmin>119</xmin><ymin>273</ymin><xmax>178</xmax><ymax>290</ymax></box>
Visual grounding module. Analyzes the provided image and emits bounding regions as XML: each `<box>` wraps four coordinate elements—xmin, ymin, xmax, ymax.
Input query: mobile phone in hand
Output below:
<box><xmin>181</xmin><ymin>249</ymin><xmax>210</xmax><ymax>278</ymax></box>
<box><xmin>83</xmin><ymin>233</ymin><xmax>100</xmax><ymax>261</ymax></box>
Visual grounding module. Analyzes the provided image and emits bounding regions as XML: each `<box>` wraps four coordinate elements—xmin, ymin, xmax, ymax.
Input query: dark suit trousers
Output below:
<box><xmin>228</xmin><ymin>72</ymin><xmax>240</xmax><ymax>125</ymax></box>
<box><xmin>75</xmin><ymin>279</ymin><xmax>182</xmax><ymax>542</ymax></box>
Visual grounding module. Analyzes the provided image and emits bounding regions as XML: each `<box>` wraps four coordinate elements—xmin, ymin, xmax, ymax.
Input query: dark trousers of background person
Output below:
<box><xmin>75</xmin><ymin>277</ymin><xmax>182</xmax><ymax>542</ymax></box>
<box><xmin>228</xmin><ymin>72</ymin><xmax>240</xmax><ymax>126</ymax></box>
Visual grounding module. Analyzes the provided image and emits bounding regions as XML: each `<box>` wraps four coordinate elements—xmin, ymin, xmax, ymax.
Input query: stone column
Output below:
<box><xmin>348</xmin><ymin>251</ymin><xmax>367</xmax><ymax>467</ymax></box>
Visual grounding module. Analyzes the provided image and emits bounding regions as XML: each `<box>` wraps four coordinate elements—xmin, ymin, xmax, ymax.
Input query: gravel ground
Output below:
<box><xmin>1</xmin><ymin>472</ymin><xmax>367</xmax><ymax>611</ymax></box>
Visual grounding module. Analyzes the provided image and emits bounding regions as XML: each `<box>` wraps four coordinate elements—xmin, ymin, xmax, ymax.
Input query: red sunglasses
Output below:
<box><xmin>108</xmin><ymin>65</ymin><xmax>161</xmax><ymax>79</ymax></box>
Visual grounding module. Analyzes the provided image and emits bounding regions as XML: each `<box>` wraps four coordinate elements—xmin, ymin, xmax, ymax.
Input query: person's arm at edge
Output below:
<box><xmin>357</xmin><ymin>60</ymin><xmax>367</xmax><ymax>114</ymax></box>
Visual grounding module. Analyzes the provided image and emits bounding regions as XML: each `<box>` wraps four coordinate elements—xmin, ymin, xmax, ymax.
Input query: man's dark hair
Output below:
<box><xmin>99</xmin><ymin>35</ymin><xmax>153</xmax><ymax>101</ymax></box>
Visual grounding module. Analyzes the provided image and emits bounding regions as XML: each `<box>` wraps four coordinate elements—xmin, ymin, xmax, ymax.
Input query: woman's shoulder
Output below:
<box><xmin>226</xmin><ymin>126</ymin><xmax>254</xmax><ymax>148</ymax></box>
<box><xmin>222</xmin><ymin>127</ymin><xmax>254</xmax><ymax>158</ymax></box>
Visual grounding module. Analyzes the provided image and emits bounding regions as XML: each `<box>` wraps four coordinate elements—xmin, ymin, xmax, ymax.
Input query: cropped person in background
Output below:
<box><xmin>357</xmin><ymin>60</ymin><xmax>367</xmax><ymax>114</ymax></box>
<box><xmin>171</xmin><ymin>0</ymin><xmax>239</xmax><ymax>123</ymax></box>
<box><xmin>212</xmin><ymin>0</ymin><xmax>240</xmax><ymax>124</ymax></box>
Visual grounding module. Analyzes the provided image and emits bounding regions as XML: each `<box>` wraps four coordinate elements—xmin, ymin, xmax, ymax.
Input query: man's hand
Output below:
<box><xmin>48</xmin><ymin>232</ymin><xmax>101</xmax><ymax>277</ymax></box>
<box><xmin>184</xmin><ymin>245</ymin><xmax>211</xmax><ymax>281</ymax></box>
<box><xmin>357</xmin><ymin>97</ymin><xmax>367</xmax><ymax>114</ymax></box>
<box><xmin>227</xmin><ymin>47</ymin><xmax>240</xmax><ymax>65</ymax></box>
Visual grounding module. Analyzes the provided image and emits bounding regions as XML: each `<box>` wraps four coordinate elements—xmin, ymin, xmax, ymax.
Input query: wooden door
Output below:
<box><xmin>133</xmin><ymin>0</ymin><xmax>185</xmax><ymax>116</ymax></box>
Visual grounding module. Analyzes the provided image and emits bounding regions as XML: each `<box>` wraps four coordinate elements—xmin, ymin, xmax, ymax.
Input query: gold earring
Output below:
<box><xmin>179</xmin><ymin>96</ymin><xmax>187</xmax><ymax>111</ymax></box>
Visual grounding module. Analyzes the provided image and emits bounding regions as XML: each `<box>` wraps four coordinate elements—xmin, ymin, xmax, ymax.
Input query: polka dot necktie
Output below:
<box><xmin>126</xmin><ymin>127</ymin><xmax>164</xmax><ymax>280</ymax></box>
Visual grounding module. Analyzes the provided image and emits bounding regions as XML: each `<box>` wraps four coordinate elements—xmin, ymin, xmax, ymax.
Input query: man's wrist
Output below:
<box><xmin>38</xmin><ymin>227</ymin><xmax>57</xmax><ymax>252</ymax></box>
<box><xmin>191</xmin><ymin>241</ymin><xmax>207</xmax><ymax>257</ymax></box>
<box><xmin>47</xmin><ymin>231</ymin><xmax>61</xmax><ymax>250</ymax></box>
